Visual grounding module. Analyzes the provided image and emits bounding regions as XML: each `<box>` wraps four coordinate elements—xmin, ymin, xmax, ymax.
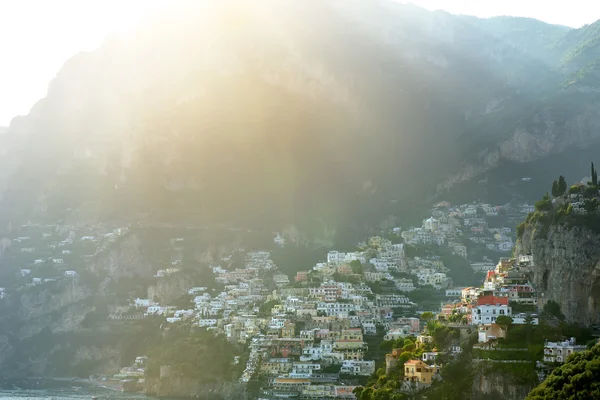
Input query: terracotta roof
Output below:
<box><xmin>404</xmin><ymin>359</ymin><xmax>422</xmax><ymax>365</ymax></box>
<box><xmin>477</xmin><ymin>295</ymin><xmax>509</xmax><ymax>306</ymax></box>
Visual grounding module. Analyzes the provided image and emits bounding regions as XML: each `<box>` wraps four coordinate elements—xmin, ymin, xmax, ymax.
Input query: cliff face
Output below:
<box><xmin>0</xmin><ymin>230</ymin><xmax>159</xmax><ymax>377</ymax></box>
<box><xmin>0</xmin><ymin>0</ymin><xmax>592</xmax><ymax>238</ymax></box>
<box><xmin>144</xmin><ymin>376</ymin><xmax>244</xmax><ymax>399</ymax></box>
<box><xmin>516</xmin><ymin>223</ymin><xmax>600</xmax><ymax>326</ymax></box>
<box><xmin>471</xmin><ymin>368</ymin><xmax>536</xmax><ymax>400</ymax></box>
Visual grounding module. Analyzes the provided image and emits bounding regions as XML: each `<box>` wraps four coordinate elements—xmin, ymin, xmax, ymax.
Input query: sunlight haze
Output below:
<box><xmin>0</xmin><ymin>0</ymin><xmax>598</xmax><ymax>126</ymax></box>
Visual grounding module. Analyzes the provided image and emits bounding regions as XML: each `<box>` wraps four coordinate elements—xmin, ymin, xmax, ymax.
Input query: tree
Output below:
<box><xmin>592</xmin><ymin>162</ymin><xmax>598</xmax><ymax>186</ymax></box>
<box><xmin>495</xmin><ymin>315</ymin><xmax>513</xmax><ymax>335</ymax></box>
<box><xmin>534</xmin><ymin>193</ymin><xmax>552</xmax><ymax>212</ymax></box>
<box><xmin>526</xmin><ymin>343</ymin><xmax>600</xmax><ymax>399</ymax></box>
<box><xmin>543</xmin><ymin>300</ymin><xmax>566</xmax><ymax>321</ymax></box>
<box><xmin>420</xmin><ymin>311</ymin><xmax>435</xmax><ymax>322</ymax></box>
<box><xmin>558</xmin><ymin>175</ymin><xmax>567</xmax><ymax>195</ymax></box>
<box><xmin>350</xmin><ymin>260</ymin><xmax>363</xmax><ymax>275</ymax></box>
<box><xmin>551</xmin><ymin>180</ymin><xmax>559</xmax><ymax>197</ymax></box>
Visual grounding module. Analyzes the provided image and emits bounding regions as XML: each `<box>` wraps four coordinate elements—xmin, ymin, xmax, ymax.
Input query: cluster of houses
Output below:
<box><xmin>301</xmin><ymin>239</ymin><xmax>452</xmax><ymax>292</ymax></box>
<box><xmin>379</xmin><ymin>252</ymin><xmax>591</xmax><ymax>393</ymax></box>
<box><xmin>2</xmin><ymin>223</ymin><xmax>132</xmax><ymax>293</ymax></box>
<box><xmin>437</xmin><ymin>256</ymin><xmax>540</xmax><ymax>343</ymax></box>
<box><xmin>398</xmin><ymin>201</ymin><xmax>533</xmax><ymax>259</ymax></box>
<box><xmin>6</xmin><ymin>197</ymin><xmax>589</xmax><ymax>398</ymax></box>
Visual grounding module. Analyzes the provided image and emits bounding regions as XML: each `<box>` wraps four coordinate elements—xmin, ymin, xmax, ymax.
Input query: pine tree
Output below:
<box><xmin>592</xmin><ymin>162</ymin><xmax>598</xmax><ymax>186</ymax></box>
<box><xmin>558</xmin><ymin>175</ymin><xmax>567</xmax><ymax>195</ymax></box>
<box><xmin>551</xmin><ymin>180</ymin><xmax>559</xmax><ymax>197</ymax></box>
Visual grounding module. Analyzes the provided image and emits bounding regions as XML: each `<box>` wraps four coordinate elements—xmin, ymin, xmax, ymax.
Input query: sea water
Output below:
<box><xmin>0</xmin><ymin>380</ymin><xmax>151</xmax><ymax>400</ymax></box>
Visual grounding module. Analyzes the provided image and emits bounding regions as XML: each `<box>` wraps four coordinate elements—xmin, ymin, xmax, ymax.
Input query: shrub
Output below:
<box><xmin>534</xmin><ymin>193</ymin><xmax>552</xmax><ymax>212</ymax></box>
<box><xmin>516</xmin><ymin>223</ymin><xmax>526</xmax><ymax>239</ymax></box>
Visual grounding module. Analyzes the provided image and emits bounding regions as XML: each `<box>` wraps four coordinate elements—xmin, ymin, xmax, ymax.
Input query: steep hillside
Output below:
<box><xmin>526</xmin><ymin>343</ymin><xmax>600</xmax><ymax>399</ymax></box>
<box><xmin>516</xmin><ymin>183</ymin><xmax>600</xmax><ymax>326</ymax></box>
<box><xmin>0</xmin><ymin>0</ymin><xmax>599</xmax><ymax>240</ymax></box>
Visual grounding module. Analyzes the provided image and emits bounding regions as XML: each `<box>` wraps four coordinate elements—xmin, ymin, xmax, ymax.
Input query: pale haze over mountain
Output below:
<box><xmin>0</xmin><ymin>0</ymin><xmax>599</xmax><ymax>125</ymax></box>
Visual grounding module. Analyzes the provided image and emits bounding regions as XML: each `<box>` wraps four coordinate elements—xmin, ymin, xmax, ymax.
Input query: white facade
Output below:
<box><xmin>395</xmin><ymin>279</ymin><xmax>416</xmax><ymax>292</ymax></box>
<box><xmin>340</xmin><ymin>360</ymin><xmax>375</xmax><ymax>376</ymax></box>
<box><xmin>422</xmin><ymin>352</ymin><xmax>439</xmax><ymax>362</ymax></box>
<box><xmin>471</xmin><ymin>304</ymin><xmax>511</xmax><ymax>325</ymax></box>
<box><xmin>197</xmin><ymin>319</ymin><xmax>218</xmax><ymax>327</ymax></box>
<box><xmin>135</xmin><ymin>298</ymin><xmax>152</xmax><ymax>308</ymax></box>
<box><xmin>543</xmin><ymin>338</ymin><xmax>587</xmax><ymax>363</ymax></box>
<box><xmin>423</xmin><ymin>217</ymin><xmax>440</xmax><ymax>232</ymax></box>
<box><xmin>327</xmin><ymin>251</ymin><xmax>346</xmax><ymax>265</ymax></box>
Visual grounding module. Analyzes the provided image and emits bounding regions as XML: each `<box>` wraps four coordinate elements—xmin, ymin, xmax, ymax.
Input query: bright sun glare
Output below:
<box><xmin>0</xmin><ymin>0</ymin><xmax>599</xmax><ymax>126</ymax></box>
<box><xmin>0</xmin><ymin>0</ymin><xmax>168</xmax><ymax>126</ymax></box>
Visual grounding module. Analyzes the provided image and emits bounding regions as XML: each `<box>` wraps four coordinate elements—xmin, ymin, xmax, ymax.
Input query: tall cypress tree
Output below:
<box><xmin>592</xmin><ymin>162</ymin><xmax>598</xmax><ymax>186</ymax></box>
<box><xmin>558</xmin><ymin>175</ymin><xmax>567</xmax><ymax>195</ymax></box>
<box><xmin>552</xmin><ymin>180</ymin><xmax>559</xmax><ymax>197</ymax></box>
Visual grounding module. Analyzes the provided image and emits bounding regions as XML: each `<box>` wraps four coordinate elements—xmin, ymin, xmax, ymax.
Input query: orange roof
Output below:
<box><xmin>477</xmin><ymin>295</ymin><xmax>508</xmax><ymax>306</ymax></box>
<box><xmin>404</xmin><ymin>359</ymin><xmax>423</xmax><ymax>365</ymax></box>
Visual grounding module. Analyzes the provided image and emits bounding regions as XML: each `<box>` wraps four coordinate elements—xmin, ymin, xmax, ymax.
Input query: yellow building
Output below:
<box><xmin>261</xmin><ymin>359</ymin><xmax>293</xmax><ymax>375</ymax></box>
<box><xmin>334</xmin><ymin>340</ymin><xmax>367</xmax><ymax>360</ymax></box>
<box><xmin>340</xmin><ymin>328</ymin><xmax>363</xmax><ymax>341</ymax></box>
<box><xmin>403</xmin><ymin>360</ymin><xmax>440</xmax><ymax>385</ymax></box>
<box><xmin>281</xmin><ymin>322</ymin><xmax>296</xmax><ymax>338</ymax></box>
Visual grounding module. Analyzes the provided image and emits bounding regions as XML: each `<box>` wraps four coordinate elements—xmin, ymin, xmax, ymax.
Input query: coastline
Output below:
<box><xmin>26</xmin><ymin>377</ymin><xmax>123</xmax><ymax>391</ymax></box>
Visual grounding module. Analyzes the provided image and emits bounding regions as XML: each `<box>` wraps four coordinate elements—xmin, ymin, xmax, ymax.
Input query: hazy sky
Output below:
<box><xmin>0</xmin><ymin>0</ymin><xmax>598</xmax><ymax>126</ymax></box>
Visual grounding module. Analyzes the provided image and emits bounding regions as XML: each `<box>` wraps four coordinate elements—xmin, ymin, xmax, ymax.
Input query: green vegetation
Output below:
<box><xmin>551</xmin><ymin>175</ymin><xmax>567</xmax><ymax>197</ymax></box>
<box><xmin>522</xmin><ymin>168</ymin><xmax>600</xmax><ymax>238</ymax></box>
<box><xmin>258</xmin><ymin>299</ymin><xmax>280</xmax><ymax>316</ymax></box>
<box><xmin>526</xmin><ymin>343</ymin><xmax>600</xmax><ymax>399</ymax></box>
<box><xmin>146</xmin><ymin>324</ymin><xmax>245</xmax><ymax>381</ymax></box>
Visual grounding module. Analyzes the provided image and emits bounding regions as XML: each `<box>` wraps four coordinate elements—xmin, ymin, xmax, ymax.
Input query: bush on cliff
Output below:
<box><xmin>526</xmin><ymin>343</ymin><xmax>600</xmax><ymax>399</ymax></box>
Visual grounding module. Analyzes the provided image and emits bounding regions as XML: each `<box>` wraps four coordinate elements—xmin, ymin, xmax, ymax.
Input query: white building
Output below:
<box><xmin>134</xmin><ymin>298</ymin><xmax>152</xmax><ymax>308</ymax></box>
<box><xmin>471</xmin><ymin>297</ymin><xmax>511</xmax><ymax>325</ymax></box>
<box><xmin>423</xmin><ymin>217</ymin><xmax>440</xmax><ymax>232</ymax></box>
<box><xmin>188</xmin><ymin>287</ymin><xmax>207</xmax><ymax>295</ymax></box>
<box><xmin>422</xmin><ymin>352</ymin><xmax>439</xmax><ymax>362</ymax></box>
<box><xmin>543</xmin><ymin>338</ymin><xmax>587</xmax><ymax>363</ymax></box>
<box><xmin>384</xmin><ymin>327</ymin><xmax>411</xmax><ymax>341</ymax></box>
<box><xmin>445</xmin><ymin>288</ymin><xmax>463</xmax><ymax>297</ymax></box>
<box><xmin>340</xmin><ymin>360</ymin><xmax>375</xmax><ymax>376</ymax></box>
<box><xmin>327</xmin><ymin>251</ymin><xmax>347</xmax><ymax>265</ymax></box>
<box><xmin>362</xmin><ymin>322</ymin><xmax>377</xmax><ymax>336</ymax></box>
<box><xmin>292</xmin><ymin>362</ymin><xmax>321</xmax><ymax>375</ymax></box>
<box><xmin>197</xmin><ymin>319</ymin><xmax>218</xmax><ymax>327</ymax></box>
<box><xmin>64</xmin><ymin>270</ymin><xmax>77</xmax><ymax>277</ymax></box>
<box><xmin>395</xmin><ymin>279</ymin><xmax>416</xmax><ymax>292</ymax></box>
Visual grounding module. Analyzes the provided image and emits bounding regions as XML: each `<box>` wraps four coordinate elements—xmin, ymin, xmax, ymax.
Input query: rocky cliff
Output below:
<box><xmin>0</xmin><ymin>229</ymin><xmax>158</xmax><ymax>377</ymax></box>
<box><xmin>516</xmin><ymin>222</ymin><xmax>600</xmax><ymax>326</ymax></box>
<box><xmin>471</xmin><ymin>364</ymin><xmax>537</xmax><ymax>400</ymax></box>
<box><xmin>2</xmin><ymin>0</ymin><xmax>599</xmax><ymax>238</ymax></box>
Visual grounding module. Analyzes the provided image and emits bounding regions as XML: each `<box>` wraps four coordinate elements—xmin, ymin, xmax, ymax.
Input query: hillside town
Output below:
<box><xmin>0</xmin><ymin>200</ymin><xmax>595</xmax><ymax>398</ymax></box>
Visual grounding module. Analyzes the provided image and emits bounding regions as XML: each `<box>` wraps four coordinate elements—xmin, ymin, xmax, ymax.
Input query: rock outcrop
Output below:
<box><xmin>471</xmin><ymin>364</ymin><xmax>536</xmax><ymax>400</ymax></box>
<box><xmin>516</xmin><ymin>222</ymin><xmax>600</xmax><ymax>326</ymax></box>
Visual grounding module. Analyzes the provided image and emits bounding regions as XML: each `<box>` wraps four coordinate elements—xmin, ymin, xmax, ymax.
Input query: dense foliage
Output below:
<box><xmin>526</xmin><ymin>343</ymin><xmax>600</xmax><ymax>399</ymax></box>
<box><xmin>146</xmin><ymin>324</ymin><xmax>245</xmax><ymax>381</ymax></box>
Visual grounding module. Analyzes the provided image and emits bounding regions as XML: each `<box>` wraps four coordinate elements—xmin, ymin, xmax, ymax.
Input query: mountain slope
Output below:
<box><xmin>1</xmin><ymin>0</ymin><xmax>599</xmax><ymax>240</ymax></box>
